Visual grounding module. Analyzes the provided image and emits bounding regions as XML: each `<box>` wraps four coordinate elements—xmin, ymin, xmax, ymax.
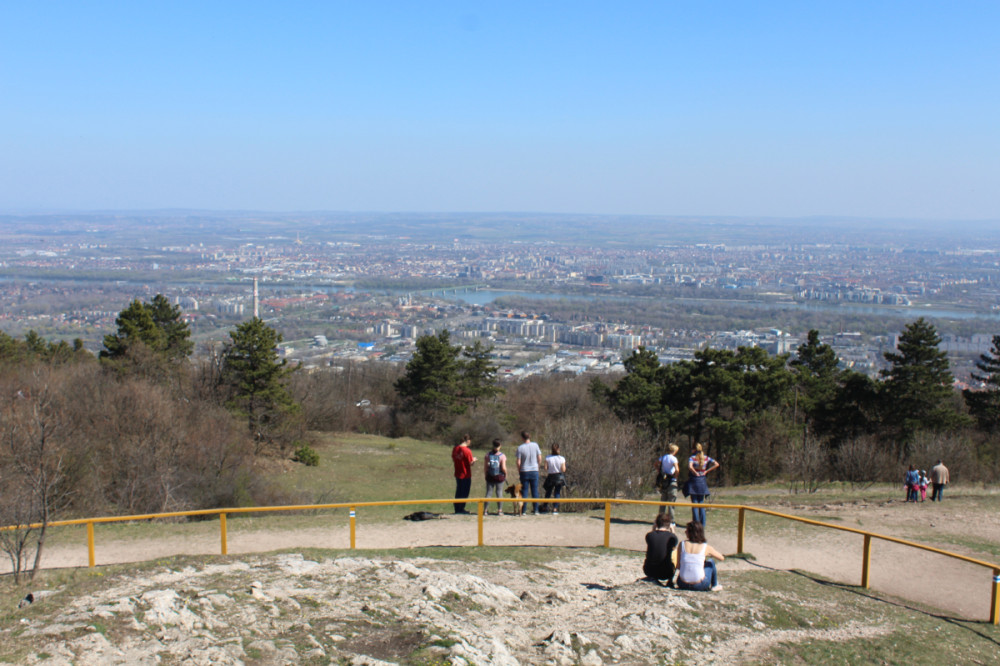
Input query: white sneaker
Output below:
<box><xmin>552</xmin><ymin>510</ymin><xmax>559</xmax><ymax>515</ymax></box>
<box><xmin>497</xmin><ymin>510</ymin><xmax>504</xmax><ymax>516</ymax></box>
<box><xmin>711</xmin><ymin>585</ymin><xmax>724</xmax><ymax>592</ymax></box>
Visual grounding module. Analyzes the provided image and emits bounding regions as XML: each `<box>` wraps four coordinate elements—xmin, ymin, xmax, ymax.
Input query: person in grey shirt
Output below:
<box><xmin>516</xmin><ymin>431</ymin><xmax>542</xmax><ymax>515</ymax></box>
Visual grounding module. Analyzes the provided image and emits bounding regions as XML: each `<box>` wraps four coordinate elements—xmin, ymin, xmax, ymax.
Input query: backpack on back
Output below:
<box><xmin>486</xmin><ymin>452</ymin><xmax>505</xmax><ymax>483</ymax></box>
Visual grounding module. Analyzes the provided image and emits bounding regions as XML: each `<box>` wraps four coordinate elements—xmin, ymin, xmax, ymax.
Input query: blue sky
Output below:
<box><xmin>1</xmin><ymin>1</ymin><xmax>998</xmax><ymax>219</ymax></box>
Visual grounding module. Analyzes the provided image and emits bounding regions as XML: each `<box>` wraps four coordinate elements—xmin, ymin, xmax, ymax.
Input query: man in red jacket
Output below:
<box><xmin>452</xmin><ymin>434</ymin><xmax>477</xmax><ymax>514</ymax></box>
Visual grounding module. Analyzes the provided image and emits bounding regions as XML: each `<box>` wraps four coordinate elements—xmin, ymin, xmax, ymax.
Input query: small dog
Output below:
<box><xmin>504</xmin><ymin>483</ymin><xmax>524</xmax><ymax>516</ymax></box>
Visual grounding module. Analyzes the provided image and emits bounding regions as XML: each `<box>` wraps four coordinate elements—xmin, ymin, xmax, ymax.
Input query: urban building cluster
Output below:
<box><xmin>2</xmin><ymin>216</ymin><xmax>999</xmax><ymax>385</ymax></box>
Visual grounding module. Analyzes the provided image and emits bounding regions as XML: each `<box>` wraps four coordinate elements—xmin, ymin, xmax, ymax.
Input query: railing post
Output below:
<box><xmin>991</xmin><ymin>569</ymin><xmax>999</xmax><ymax>625</ymax></box>
<box><xmin>349</xmin><ymin>506</ymin><xmax>356</xmax><ymax>549</ymax></box>
<box><xmin>603</xmin><ymin>502</ymin><xmax>611</xmax><ymax>548</ymax></box>
<box><xmin>737</xmin><ymin>508</ymin><xmax>745</xmax><ymax>553</ymax></box>
<box><xmin>861</xmin><ymin>534</ymin><xmax>872</xmax><ymax>588</ymax></box>
<box><xmin>87</xmin><ymin>521</ymin><xmax>95</xmax><ymax>568</ymax></box>
<box><xmin>477</xmin><ymin>500</ymin><xmax>484</xmax><ymax>546</ymax></box>
<box><xmin>220</xmin><ymin>513</ymin><xmax>228</xmax><ymax>555</ymax></box>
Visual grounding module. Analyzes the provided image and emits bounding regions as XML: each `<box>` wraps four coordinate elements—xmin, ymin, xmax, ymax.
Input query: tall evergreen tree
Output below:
<box><xmin>221</xmin><ymin>318</ymin><xmax>298</xmax><ymax>447</ymax></box>
<box><xmin>880</xmin><ymin>318</ymin><xmax>965</xmax><ymax>449</ymax></box>
<box><xmin>964</xmin><ymin>334</ymin><xmax>1000</xmax><ymax>432</ymax></box>
<box><xmin>147</xmin><ymin>294</ymin><xmax>194</xmax><ymax>360</ymax></box>
<box><xmin>603</xmin><ymin>344</ymin><xmax>793</xmax><ymax>474</ymax></box>
<box><xmin>395</xmin><ymin>330</ymin><xmax>465</xmax><ymax>420</ymax></box>
<box><xmin>101</xmin><ymin>295</ymin><xmax>191</xmax><ymax>362</ymax></box>
<box><xmin>827</xmin><ymin>371</ymin><xmax>880</xmax><ymax>441</ymax></box>
<box><xmin>790</xmin><ymin>330</ymin><xmax>842</xmax><ymax>436</ymax></box>
<box><xmin>605</xmin><ymin>347</ymin><xmax>668</xmax><ymax>434</ymax></box>
<box><xmin>460</xmin><ymin>339</ymin><xmax>504</xmax><ymax>407</ymax></box>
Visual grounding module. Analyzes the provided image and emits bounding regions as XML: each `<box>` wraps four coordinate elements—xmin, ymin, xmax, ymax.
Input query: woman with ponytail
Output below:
<box><xmin>686</xmin><ymin>443</ymin><xmax>720</xmax><ymax>525</ymax></box>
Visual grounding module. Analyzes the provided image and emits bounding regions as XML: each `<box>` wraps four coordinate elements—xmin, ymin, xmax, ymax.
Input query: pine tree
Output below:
<box><xmin>791</xmin><ymin>330</ymin><xmax>841</xmax><ymax>436</ymax></box>
<box><xmin>147</xmin><ymin>294</ymin><xmax>193</xmax><ymax>360</ymax></box>
<box><xmin>880</xmin><ymin>318</ymin><xmax>965</xmax><ymax>448</ymax></box>
<box><xmin>101</xmin><ymin>299</ymin><xmax>163</xmax><ymax>359</ymax></box>
<box><xmin>395</xmin><ymin>330</ymin><xmax>464</xmax><ymax>419</ymax></box>
<box><xmin>101</xmin><ymin>295</ymin><xmax>191</xmax><ymax>362</ymax></box>
<box><xmin>964</xmin><ymin>334</ymin><xmax>1000</xmax><ymax>432</ymax></box>
<box><xmin>221</xmin><ymin>318</ymin><xmax>298</xmax><ymax>448</ymax></box>
<box><xmin>460</xmin><ymin>339</ymin><xmax>504</xmax><ymax>407</ymax></box>
<box><xmin>606</xmin><ymin>347</ymin><xmax>667</xmax><ymax>434</ymax></box>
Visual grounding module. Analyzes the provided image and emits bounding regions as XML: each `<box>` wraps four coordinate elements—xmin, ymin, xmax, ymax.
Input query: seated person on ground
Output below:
<box><xmin>643</xmin><ymin>513</ymin><xmax>679</xmax><ymax>583</ymax></box>
<box><xmin>676</xmin><ymin>521</ymin><xmax>725</xmax><ymax>592</ymax></box>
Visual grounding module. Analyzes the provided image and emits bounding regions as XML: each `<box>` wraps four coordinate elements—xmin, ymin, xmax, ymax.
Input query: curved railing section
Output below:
<box><xmin>4</xmin><ymin>496</ymin><xmax>998</xmax><ymax>624</ymax></box>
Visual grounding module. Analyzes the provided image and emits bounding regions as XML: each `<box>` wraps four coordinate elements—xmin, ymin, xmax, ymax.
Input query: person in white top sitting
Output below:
<box><xmin>675</xmin><ymin>521</ymin><xmax>725</xmax><ymax>592</ymax></box>
<box><xmin>542</xmin><ymin>443</ymin><xmax>567</xmax><ymax>514</ymax></box>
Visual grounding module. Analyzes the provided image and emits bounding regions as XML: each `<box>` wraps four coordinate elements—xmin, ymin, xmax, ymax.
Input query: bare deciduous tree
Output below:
<box><xmin>0</xmin><ymin>370</ymin><xmax>69</xmax><ymax>581</ymax></box>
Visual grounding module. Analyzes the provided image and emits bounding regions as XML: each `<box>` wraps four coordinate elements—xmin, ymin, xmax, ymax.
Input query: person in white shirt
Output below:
<box><xmin>676</xmin><ymin>521</ymin><xmax>725</xmax><ymax>592</ymax></box>
<box><xmin>542</xmin><ymin>443</ymin><xmax>567</xmax><ymax>514</ymax></box>
<box><xmin>655</xmin><ymin>443</ymin><xmax>680</xmax><ymax>523</ymax></box>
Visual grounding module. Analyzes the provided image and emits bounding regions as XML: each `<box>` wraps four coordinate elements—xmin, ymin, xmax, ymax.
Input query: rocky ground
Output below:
<box><xmin>2</xmin><ymin>550</ymin><xmax>900</xmax><ymax>665</ymax></box>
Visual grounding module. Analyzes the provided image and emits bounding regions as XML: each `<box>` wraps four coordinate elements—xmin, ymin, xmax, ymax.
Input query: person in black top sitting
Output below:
<box><xmin>643</xmin><ymin>513</ymin><xmax>679</xmax><ymax>583</ymax></box>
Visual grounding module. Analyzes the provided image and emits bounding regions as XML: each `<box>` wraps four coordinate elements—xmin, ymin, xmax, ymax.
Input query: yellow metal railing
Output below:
<box><xmin>4</xmin><ymin>497</ymin><xmax>999</xmax><ymax>624</ymax></box>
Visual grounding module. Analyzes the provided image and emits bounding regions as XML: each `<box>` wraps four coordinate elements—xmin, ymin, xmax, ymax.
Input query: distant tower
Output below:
<box><xmin>253</xmin><ymin>278</ymin><xmax>260</xmax><ymax>319</ymax></box>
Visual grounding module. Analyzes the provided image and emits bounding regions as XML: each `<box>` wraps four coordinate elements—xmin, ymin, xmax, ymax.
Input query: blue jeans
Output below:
<box><xmin>677</xmin><ymin>558</ymin><xmax>718</xmax><ymax>591</ymax></box>
<box><xmin>520</xmin><ymin>471</ymin><xmax>539</xmax><ymax>513</ymax></box>
<box><xmin>544</xmin><ymin>485</ymin><xmax>562</xmax><ymax>512</ymax></box>
<box><xmin>454</xmin><ymin>477</ymin><xmax>471</xmax><ymax>513</ymax></box>
<box><xmin>691</xmin><ymin>494</ymin><xmax>707</xmax><ymax>525</ymax></box>
<box><xmin>931</xmin><ymin>483</ymin><xmax>944</xmax><ymax>502</ymax></box>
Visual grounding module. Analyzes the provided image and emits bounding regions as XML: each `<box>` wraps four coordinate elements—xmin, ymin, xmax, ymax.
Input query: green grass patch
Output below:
<box><xmin>274</xmin><ymin>433</ymin><xmax>461</xmax><ymax>522</ymax></box>
<box><xmin>727</xmin><ymin>569</ymin><xmax>1000</xmax><ymax>664</ymax></box>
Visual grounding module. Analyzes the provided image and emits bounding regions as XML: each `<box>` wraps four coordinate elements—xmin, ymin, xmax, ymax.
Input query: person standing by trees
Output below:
<box><xmin>656</xmin><ymin>443</ymin><xmax>680</xmax><ymax>524</ymax></box>
<box><xmin>904</xmin><ymin>465</ymin><xmax>920</xmax><ymax>503</ymax></box>
<box><xmin>484</xmin><ymin>439</ymin><xmax>507</xmax><ymax>515</ymax></box>
<box><xmin>930</xmin><ymin>460</ymin><xmax>950</xmax><ymax>502</ymax></box>
<box><xmin>452</xmin><ymin>434</ymin><xmax>476</xmax><ymax>514</ymax></box>
<box><xmin>516</xmin><ymin>431</ymin><xmax>542</xmax><ymax>515</ymax></box>
<box><xmin>542</xmin><ymin>443</ymin><xmax>566</xmax><ymax>514</ymax></box>
<box><xmin>686</xmin><ymin>444</ymin><xmax>719</xmax><ymax>526</ymax></box>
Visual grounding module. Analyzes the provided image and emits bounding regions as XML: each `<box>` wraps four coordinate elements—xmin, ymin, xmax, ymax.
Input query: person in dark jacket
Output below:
<box><xmin>643</xmin><ymin>513</ymin><xmax>679</xmax><ymax>583</ymax></box>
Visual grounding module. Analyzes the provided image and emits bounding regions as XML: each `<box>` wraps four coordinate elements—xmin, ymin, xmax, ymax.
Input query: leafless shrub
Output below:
<box><xmin>907</xmin><ymin>431</ymin><xmax>979</xmax><ymax>481</ymax></box>
<box><xmin>538</xmin><ymin>416</ymin><xmax>655</xmax><ymax>511</ymax></box>
<box><xmin>0</xmin><ymin>471</ymin><xmax>42</xmax><ymax>583</ymax></box>
<box><xmin>290</xmin><ymin>362</ymin><xmax>402</xmax><ymax>434</ymax></box>
<box><xmin>504</xmin><ymin>375</ymin><xmax>601</xmax><ymax>431</ymax></box>
<box><xmin>831</xmin><ymin>435</ymin><xmax>898</xmax><ymax>489</ymax></box>
<box><xmin>443</xmin><ymin>405</ymin><xmax>513</xmax><ymax>448</ymax></box>
<box><xmin>0</xmin><ymin>367</ymin><xmax>71</xmax><ymax>581</ymax></box>
<box><xmin>784</xmin><ymin>434</ymin><xmax>829</xmax><ymax>494</ymax></box>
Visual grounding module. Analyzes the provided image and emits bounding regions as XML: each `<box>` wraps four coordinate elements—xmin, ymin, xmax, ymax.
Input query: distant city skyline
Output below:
<box><xmin>2</xmin><ymin>2</ymin><xmax>999</xmax><ymax>219</ymax></box>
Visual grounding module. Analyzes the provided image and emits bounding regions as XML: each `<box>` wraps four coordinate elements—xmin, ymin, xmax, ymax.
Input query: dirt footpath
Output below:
<box><xmin>23</xmin><ymin>504</ymin><xmax>998</xmax><ymax>622</ymax></box>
